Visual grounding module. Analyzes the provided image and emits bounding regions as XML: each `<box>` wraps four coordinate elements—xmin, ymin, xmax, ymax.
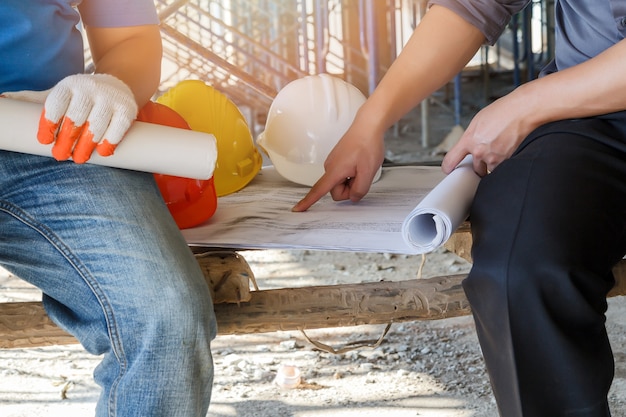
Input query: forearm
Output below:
<box><xmin>514</xmin><ymin>38</ymin><xmax>626</xmax><ymax>126</ymax></box>
<box><xmin>85</xmin><ymin>25</ymin><xmax>162</xmax><ymax>107</ymax></box>
<box><xmin>354</xmin><ymin>5</ymin><xmax>485</xmax><ymax>136</ymax></box>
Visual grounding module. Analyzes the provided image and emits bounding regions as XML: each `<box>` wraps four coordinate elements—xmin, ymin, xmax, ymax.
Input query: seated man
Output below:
<box><xmin>294</xmin><ymin>1</ymin><xmax>626</xmax><ymax>415</ymax></box>
<box><xmin>0</xmin><ymin>1</ymin><xmax>216</xmax><ymax>416</ymax></box>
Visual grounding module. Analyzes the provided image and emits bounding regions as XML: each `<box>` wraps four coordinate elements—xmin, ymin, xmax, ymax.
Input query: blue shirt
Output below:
<box><xmin>0</xmin><ymin>0</ymin><xmax>158</xmax><ymax>93</ymax></box>
<box><xmin>429</xmin><ymin>0</ymin><xmax>626</xmax><ymax>74</ymax></box>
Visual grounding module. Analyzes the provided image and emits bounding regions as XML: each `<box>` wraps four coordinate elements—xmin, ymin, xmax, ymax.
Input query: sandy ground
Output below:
<box><xmin>3</xmin><ymin>72</ymin><xmax>626</xmax><ymax>416</ymax></box>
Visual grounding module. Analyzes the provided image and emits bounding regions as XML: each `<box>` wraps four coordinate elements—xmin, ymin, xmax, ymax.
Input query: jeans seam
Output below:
<box><xmin>0</xmin><ymin>200</ymin><xmax>127</xmax><ymax>415</ymax></box>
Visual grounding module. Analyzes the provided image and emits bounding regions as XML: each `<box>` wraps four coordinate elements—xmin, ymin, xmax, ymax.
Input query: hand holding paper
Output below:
<box><xmin>0</xmin><ymin>97</ymin><xmax>217</xmax><ymax>179</ymax></box>
<box><xmin>3</xmin><ymin>74</ymin><xmax>138</xmax><ymax>163</ymax></box>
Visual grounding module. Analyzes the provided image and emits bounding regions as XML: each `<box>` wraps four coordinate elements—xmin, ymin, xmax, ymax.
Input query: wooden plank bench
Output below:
<box><xmin>2</xmin><ymin>223</ymin><xmax>625</xmax><ymax>348</ymax></box>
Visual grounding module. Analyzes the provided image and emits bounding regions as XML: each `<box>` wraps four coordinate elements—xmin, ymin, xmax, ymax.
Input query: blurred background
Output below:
<box><xmin>127</xmin><ymin>0</ymin><xmax>557</xmax><ymax>153</ymax></box>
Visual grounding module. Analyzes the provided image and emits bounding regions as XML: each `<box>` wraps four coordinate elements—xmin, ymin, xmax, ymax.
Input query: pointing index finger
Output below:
<box><xmin>292</xmin><ymin>172</ymin><xmax>344</xmax><ymax>212</ymax></box>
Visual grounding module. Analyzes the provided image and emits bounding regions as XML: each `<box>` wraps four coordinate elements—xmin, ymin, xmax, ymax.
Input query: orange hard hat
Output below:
<box><xmin>137</xmin><ymin>101</ymin><xmax>217</xmax><ymax>229</ymax></box>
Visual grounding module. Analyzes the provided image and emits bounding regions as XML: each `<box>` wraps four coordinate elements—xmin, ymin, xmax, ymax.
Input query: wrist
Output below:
<box><xmin>352</xmin><ymin>102</ymin><xmax>388</xmax><ymax>143</ymax></box>
<box><xmin>507</xmin><ymin>82</ymin><xmax>547</xmax><ymax>131</ymax></box>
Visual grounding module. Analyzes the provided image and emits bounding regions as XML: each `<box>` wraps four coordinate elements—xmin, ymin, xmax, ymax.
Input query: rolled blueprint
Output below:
<box><xmin>401</xmin><ymin>155</ymin><xmax>480</xmax><ymax>254</ymax></box>
<box><xmin>0</xmin><ymin>98</ymin><xmax>218</xmax><ymax>179</ymax></box>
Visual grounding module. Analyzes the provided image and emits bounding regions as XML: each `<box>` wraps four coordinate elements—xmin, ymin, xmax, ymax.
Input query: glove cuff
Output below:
<box><xmin>90</xmin><ymin>73</ymin><xmax>135</xmax><ymax>99</ymax></box>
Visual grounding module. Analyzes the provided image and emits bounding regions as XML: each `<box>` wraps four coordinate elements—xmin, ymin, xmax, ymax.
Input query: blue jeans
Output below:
<box><xmin>0</xmin><ymin>151</ymin><xmax>216</xmax><ymax>416</ymax></box>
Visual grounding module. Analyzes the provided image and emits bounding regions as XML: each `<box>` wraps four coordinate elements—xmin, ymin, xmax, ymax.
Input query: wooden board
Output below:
<box><xmin>2</xmin><ymin>226</ymin><xmax>625</xmax><ymax>348</ymax></box>
<box><xmin>0</xmin><ymin>274</ymin><xmax>470</xmax><ymax>348</ymax></box>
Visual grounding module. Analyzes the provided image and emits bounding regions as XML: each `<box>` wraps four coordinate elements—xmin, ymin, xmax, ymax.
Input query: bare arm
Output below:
<box><xmin>442</xmin><ymin>38</ymin><xmax>626</xmax><ymax>175</ymax></box>
<box><xmin>293</xmin><ymin>5</ymin><xmax>485</xmax><ymax>211</ymax></box>
<box><xmin>358</xmin><ymin>5</ymin><xmax>485</xmax><ymax>138</ymax></box>
<box><xmin>85</xmin><ymin>24</ymin><xmax>162</xmax><ymax>107</ymax></box>
<box><xmin>522</xmin><ymin>39</ymin><xmax>626</xmax><ymax>124</ymax></box>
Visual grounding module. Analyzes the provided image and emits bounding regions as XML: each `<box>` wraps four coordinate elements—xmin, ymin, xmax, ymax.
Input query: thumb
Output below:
<box><xmin>1</xmin><ymin>89</ymin><xmax>51</xmax><ymax>104</ymax></box>
<box><xmin>441</xmin><ymin>146</ymin><xmax>469</xmax><ymax>174</ymax></box>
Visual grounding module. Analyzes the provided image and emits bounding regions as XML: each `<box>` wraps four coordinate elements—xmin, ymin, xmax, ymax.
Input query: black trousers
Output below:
<box><xmin>464</xmin><ymin>113</ymin><xmax>626</xmax><ymax>417</ymax></box>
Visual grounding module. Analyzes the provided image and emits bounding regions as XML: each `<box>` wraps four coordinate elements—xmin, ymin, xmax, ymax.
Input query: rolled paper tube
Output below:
<box><xmin>0</xmin><ymin>98</ymin><xmax>218</xmax><ymax>179</ymax></box>
<box><xmin>401</xmin><ymin>155</ymin><xmax>480</xmax><ymax>254</ymax></box>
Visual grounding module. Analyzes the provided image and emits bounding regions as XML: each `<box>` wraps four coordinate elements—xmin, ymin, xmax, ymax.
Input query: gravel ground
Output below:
<box><xmin>3</xmin><ymin>249</ymin><xmax>626</xmax><ymax>417</ymax></box>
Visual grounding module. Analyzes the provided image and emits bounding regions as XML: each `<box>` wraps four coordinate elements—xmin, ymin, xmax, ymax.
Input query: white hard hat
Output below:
<box><xmin>258</xmin><ymin>73</ymin><xmax>381</xmax><ymax>187</ymax></box>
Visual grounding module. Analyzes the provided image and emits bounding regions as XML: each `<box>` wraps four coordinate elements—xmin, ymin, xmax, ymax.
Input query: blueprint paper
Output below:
<box><xmin>183</xmin><ymin>161</ymin><xmax>479</xmax><ymax>254</ymax></box>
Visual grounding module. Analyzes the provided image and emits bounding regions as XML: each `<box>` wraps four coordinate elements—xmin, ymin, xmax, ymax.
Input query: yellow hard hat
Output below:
<box><xmin>157</xmin><ymin>80</ymin><xmax>262</xmax><ymax>196</ymax></box>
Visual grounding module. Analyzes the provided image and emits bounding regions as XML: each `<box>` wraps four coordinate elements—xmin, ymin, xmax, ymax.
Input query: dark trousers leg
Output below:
<box><xmin>464</xmin><ymin>116</ymin><xmax>626</xmax><ymax>417</ymax></box>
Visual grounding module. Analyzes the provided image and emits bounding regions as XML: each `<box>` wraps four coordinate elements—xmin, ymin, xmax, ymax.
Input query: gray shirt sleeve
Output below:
<box><xmin>428</xmin><ymin>0</ymin><xmax>530</xmax><ymax>45</ymax></box>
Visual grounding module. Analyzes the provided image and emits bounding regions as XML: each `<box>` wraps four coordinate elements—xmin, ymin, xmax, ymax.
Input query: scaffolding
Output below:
<box><xmin>83</xmin><ymin>1</ymin><xmax>554</xmax><ymax>141</ymax></box>
<box><xmin>154</xmin><ymin>0</ymin><xmax>415</xmax><ymax>118</ymax></box>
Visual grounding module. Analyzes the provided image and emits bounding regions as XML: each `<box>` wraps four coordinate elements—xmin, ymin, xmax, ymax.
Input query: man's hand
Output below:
<box><xmin>4</xmin><ymin>73</ymin><xmax>138</xmax><ymax>163</ymax></box>
<box><xmin>442</xmin><ymin>88</ymin><xmax>539</xmax><ymax>176</ymax></box>
<box><xmin>292</xmin><ymin>122</ymin><xmax>385</xmax><ymax>212</ymax></box>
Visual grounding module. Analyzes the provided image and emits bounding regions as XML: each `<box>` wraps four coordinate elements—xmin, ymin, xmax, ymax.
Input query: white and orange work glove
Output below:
<box><xmin>3</xmin><ymin>73</ymin><xmax>138</xmax><ymax>163</ymax></box>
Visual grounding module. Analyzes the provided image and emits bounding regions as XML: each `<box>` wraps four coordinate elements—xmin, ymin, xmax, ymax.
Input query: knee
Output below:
<box><xmin>463</xmin><ymin>229</ymin><xmax>555</xmax><ymax>309</ymax></box>
<box><xmin>464</xmin><ymin>234</ymin><xmax>608</xmax><ymax>323</ymax></box>
<box><xmin>153</xmin><ymin>283</ymin><xmax>216</xmax><ymax>340</ymax></box>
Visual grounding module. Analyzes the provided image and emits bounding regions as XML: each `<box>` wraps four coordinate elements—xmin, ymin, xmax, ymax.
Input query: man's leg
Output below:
<box><xmin>464</xmin><ymin>117</ymin><xmax>626</xmax><ymax>417</ymax></box>
<box><xmin>0</xmin><ymin>151</ymin><xmax>216</xmax><ymax>417</ymax></box>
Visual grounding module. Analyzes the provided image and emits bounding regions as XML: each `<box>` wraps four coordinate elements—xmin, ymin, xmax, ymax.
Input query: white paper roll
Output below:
<box><xmin>0</xmin><ymin>98</ymin><xmax>218</xmax><ymax>179</ymax></box>
<box><xmin>401</xmin><ymin>155</ymin><xmax>481</xmax><ymax>253</ymax></box>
